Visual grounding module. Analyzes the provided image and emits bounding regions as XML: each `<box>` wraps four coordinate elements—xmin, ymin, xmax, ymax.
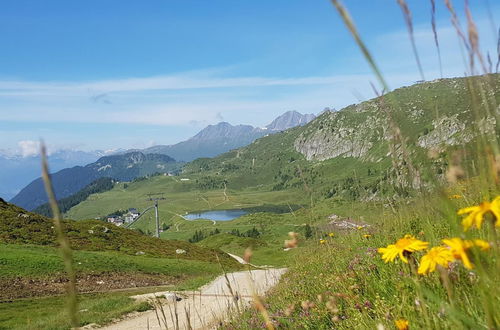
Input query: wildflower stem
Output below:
<box><xmin>437</xmin><ymin>265</ymin><xmax>454</xmax><ymax>305</ymax></box>
<box><xmin>408</xmin><ymin>256</ymin><xmax>432</xmax><ymax>328</ymax></box>
<box><xmin>490</xmin><ymin>217</ymin><xmax>498</xmax><ymax>245</ymax></box>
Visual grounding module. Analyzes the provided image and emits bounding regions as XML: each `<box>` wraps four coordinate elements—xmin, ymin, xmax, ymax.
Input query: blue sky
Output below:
<box><xmin>0</xmin><ymin>0</ymin><xmax>498</xmax><ymax>155</ymax></box>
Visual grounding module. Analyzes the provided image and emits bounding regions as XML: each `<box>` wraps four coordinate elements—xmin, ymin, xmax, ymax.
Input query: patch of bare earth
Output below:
<box><xmin>0</xmin><ymin>273</ymin><xmax>183</xmax><ymax>301</ymax></box>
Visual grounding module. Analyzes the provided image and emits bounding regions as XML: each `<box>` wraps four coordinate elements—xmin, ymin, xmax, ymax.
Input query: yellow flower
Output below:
<box><xmin>319</xmin><ymin>239</ymin><xmax>326</xmax><ymax>244</ymax></box>
<box><xmin>457</xmin><ymin>196</ymin><xmax>500</xmax><ymax>231</ymax></box>
<box><xmin>443</xmin><ymin>238</ymin><xmax>491</xmax><ymax>270</ymax></box>
<box><xmin>328</xmin><ymin>232</ymin><xmax>335</xmax><ymax>237</ymax></box>
<box><xmin>395</xmin><ymin>319</ymin><xmax>409</xmax><ymax>330</ymax></box>
<box><xmin>473</xmin><ymin>239</ymin><xmax>490</xmax><ymax>251</ymax></box>
<box><xmin>449</xmin><ymin>194</ymin><xmax>462</xmax><ymax>199</ymax></box>
<box><xmin>418</xmin><ymin>246</ymin><xmax>454</xmax><ymax>275</ymax></box>
<box><xmin>363</xmin><ymin>234</ymin><xmax>372</xmax><ymax>239</ymax></box>
<box><xmin>378</xmin><ymin>235</ymin><xmax>429</xmax><ymax>263</ymax></box>
<box><xmin>357</xmin><ymin>226</ymin><xmax>364</xmax><ymax>230</ymax></box>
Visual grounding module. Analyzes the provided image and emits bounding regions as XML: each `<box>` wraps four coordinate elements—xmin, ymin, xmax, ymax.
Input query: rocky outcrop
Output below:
<box><xmin>294</xmin><ymin>109</ymin><xmax>385</xmax><ymax>161</ymax></box>
<box><xmin>416</xmin><ymin>114</ymin><xmax>473</xmax><ymax>150</ymax></box>
<box><xmin>294</xmin><ymin>75</ymin><xmax>500</xmax><ymax>162</ymax></box>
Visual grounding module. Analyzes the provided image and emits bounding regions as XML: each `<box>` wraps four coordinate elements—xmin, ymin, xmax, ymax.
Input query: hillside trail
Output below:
<box><xmin>99</xmin><ymin>268</ymin><xmax>286</xmax><ymax>330</ymax></box>
<box><xmin>225</xmin><ymin>253</ymin><xmax>273</xmax><ymax>269</ymax></box>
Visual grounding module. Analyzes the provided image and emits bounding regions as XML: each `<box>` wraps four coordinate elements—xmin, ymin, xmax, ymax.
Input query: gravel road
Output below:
<box><xmin>100</xmin><ymin>268</ymin><xmax>286</xmax><ymax>330</ymax></box>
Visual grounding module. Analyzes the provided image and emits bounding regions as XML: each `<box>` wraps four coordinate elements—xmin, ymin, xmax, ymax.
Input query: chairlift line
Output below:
<box><xmin>125</xmin><ymin>193</ymin><xmax>166</xmax><ymax>238</ymax></box>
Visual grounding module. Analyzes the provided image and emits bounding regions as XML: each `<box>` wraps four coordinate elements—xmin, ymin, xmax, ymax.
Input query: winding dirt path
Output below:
<box><xmin>100</xmin><ymin>268</ymin><xmax>286</xmax><ymax>330</ymax></box>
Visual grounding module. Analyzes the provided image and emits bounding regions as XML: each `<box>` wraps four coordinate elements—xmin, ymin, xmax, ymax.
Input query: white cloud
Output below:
<box><xmin>17</xmin><ymin>140</ymin><xmax>41</xmax><ymax>157</ymax></box>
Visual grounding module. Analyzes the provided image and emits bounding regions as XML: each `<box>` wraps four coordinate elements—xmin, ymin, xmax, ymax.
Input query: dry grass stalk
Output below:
<box><xmin>245</xmin><ymin>269</ymin><xmax>275</xmax><ymax>330</ymax></box>
<box><xmin>216</xmin><ymin>254</ymin><xmax>241</xmax><ymax>313</ymax></box>
<box><xmin>184</xmin><ymin>305</ymin><xmax>193</xmax><ymax>330</ymax></box>
<box><xmin>331</xmin><ymin>1</ymin><xmax>422</xmax><ymax>192</ymax></box>
<box><xmin>284</xmin><ymin>231</ymin><xmax>298</xmax><ymax>249</ymax></box>
<box><xmin>487</xmin><ymin>52</ymin><xmax>493</xmax><ymax>73</ymax></box>
<box><xmin>151</xmin><ymin>296</ymin><xmax>170</xmax><ymax>329</ymax></box>
<box><xmin>464</xmin><ymin>0</ymin><xmax>488</xmax><ymax>74</ymax></box>
<box><xmin>370</xmin><ymin>82</ymin><xmax>422</xmax><ymax>192</ymax></box>
<box><xmin>173</xmin><ymin>298</ymin><xmax>180</xmax><ymax>330</ymax></box>
<box><xmin>152</xmin><ymin>299</ymin><xmax>162</xmax><ymax>328</ymax></box>
<box><xmin>396</xmin><ymin>0</ymin><xmax>425</xmax><ymax>80</ymax></box>
<box><xmin>429</xmin><ymin>0</ymin><xmax>443</xmax><ymax>77</ymax></box>
<box><xmin>330</xmin><ymin>0</ymin><xmax>389</xmax><ymax>92</ymax></box>
<box><xmin>40</xmin><ymin>142</ymin><xmax>79</xmax><ymax>328</ymax></box>
<box><xmin>444</xmin><ymin>0</ymin><xmax>470</xmax><ymax>52</ymax></box>
<box><xmin>496</xmin><ymin>27</ymin><xmax>500</xmax><ymax>73</ymax></box>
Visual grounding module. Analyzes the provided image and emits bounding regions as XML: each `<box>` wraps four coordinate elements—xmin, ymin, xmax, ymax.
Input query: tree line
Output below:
<box><xmin>33</xmin><ymin>177</ymin><xmax>114</xmax><ymax>217</ymax></box>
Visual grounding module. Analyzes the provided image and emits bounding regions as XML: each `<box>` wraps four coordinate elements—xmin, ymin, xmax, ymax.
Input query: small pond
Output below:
<box><xmin>184</xmin><ymin>209</ymin><xmax>248</xmax><ymax>221</ymax></box>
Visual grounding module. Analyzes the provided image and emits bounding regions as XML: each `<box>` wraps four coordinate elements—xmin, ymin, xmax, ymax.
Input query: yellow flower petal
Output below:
<box><xmin>473</xmin><ymin>239</ymin><xmax>490</xmax><ymax>251</ymax></box>
<box><xmin>443</xmin><ymin>238</ymin><xmax>474</xmax><ymax>270</ymax></box>
<box><xmin>458</xmin><ymin>197</ymin><xmax>500</xmax><ymax>231</ymax></box>
<box><xmin>418</xmin><ymin>246</ymin><xmax>454</xmax><ymax>275</ymax></box>
<box><xmin>378</xmin><ymin>235</ymin><xmax>428</xmax><ymax>263</ymax></box>
<box><xmin>395</xmin><ymin>319</ymin><xmax>409</xmax><ymax>330</ymax></box>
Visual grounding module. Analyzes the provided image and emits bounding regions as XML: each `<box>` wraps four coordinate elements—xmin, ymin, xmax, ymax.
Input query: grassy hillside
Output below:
<box><xmin>0</xmin><ymin>244</ymin><xmax>227</xmax><ymax>299</ymax></box>
<box><xmin>0</xmin><ymin>197</ymin><xmax>235</xmax><ymax>266</ymax></box>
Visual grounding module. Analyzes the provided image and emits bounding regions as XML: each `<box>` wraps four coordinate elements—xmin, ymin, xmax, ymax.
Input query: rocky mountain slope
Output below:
<box><xmin>136</xmin><ymin>111</ymin><xmax>316</xmax><ymax>161</ymax></box>
<box><xmin>142</xmin><ymin>122</ymin><xmax>269</xmax><ymax>162</ymax></box>
<box><xmin>266</xmin><ymin>110</ymin><xmax>316</xmax><ymax>131</ymax></box>
<box><xmin>293</xmin><ymin>77</ymin><xmax>497</xmax><ymax>162</ymax></box>
<box><xmin>10</xmin><ymin>152</ymin><xmax>179</xmax><ymax>210</ymax></box>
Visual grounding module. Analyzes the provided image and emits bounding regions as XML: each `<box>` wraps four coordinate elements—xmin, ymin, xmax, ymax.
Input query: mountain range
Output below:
<box><xmin>8</xmin><ymin>110</ymin><xmax>315</xmax><ymax>210</ymax></box>
<box><xmin>128</xmin><ymin>110</ymin><xmax>316</xmax><ymax>161</ymax></box>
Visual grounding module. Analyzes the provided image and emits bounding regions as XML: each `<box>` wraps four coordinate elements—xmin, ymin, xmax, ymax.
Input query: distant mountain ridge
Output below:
<box><xmin>266</xmin><ymin>110</ymin><xmax>316</xmax><ymax>131</ymax></box>
<box><xmin>140</xmin><ymin>122</ymin><xmax>268</xmax><ymax>162</ymax></box>
<box><xmin>0</xmin><ymin>149</ymin><xmax>104</xmax><ymax>200</ymax></box>
<box><xmin>136</xmin><ymin>111</ymin><xmax>316</xmax><ymax>161</ymax></box>
<box><xmin>10</xmin><ymin>152</ymin><xmax>179</xmax><ymax>211</ymax></box>
<box><xmin>9</xmin><ymin>111</ymin><xmax>316</xmax><ymax>209</ymax></box>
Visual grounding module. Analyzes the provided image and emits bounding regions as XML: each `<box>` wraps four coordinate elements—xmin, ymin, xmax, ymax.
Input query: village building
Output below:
<box><xmin>107</xmin><ymin>216</ymin><xmax>124</xmax><ymax>226</ymax></box>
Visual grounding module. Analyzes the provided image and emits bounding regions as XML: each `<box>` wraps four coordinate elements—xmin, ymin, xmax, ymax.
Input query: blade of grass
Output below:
<box><xmin>40</xmin><ymin>141</ymin><xmax>78</xmax><ymax>328</ymax></box>
<box><xmin>329</xmin><ymin>0</ymin><xmax>389</xmax><ymax>93</ymax></box>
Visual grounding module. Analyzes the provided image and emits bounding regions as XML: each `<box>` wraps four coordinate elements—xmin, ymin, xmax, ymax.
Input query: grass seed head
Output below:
<box><xmin>244</xmin><ymin>248</ymin><xmax>253</xmax><ymax>263</ymax></box>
